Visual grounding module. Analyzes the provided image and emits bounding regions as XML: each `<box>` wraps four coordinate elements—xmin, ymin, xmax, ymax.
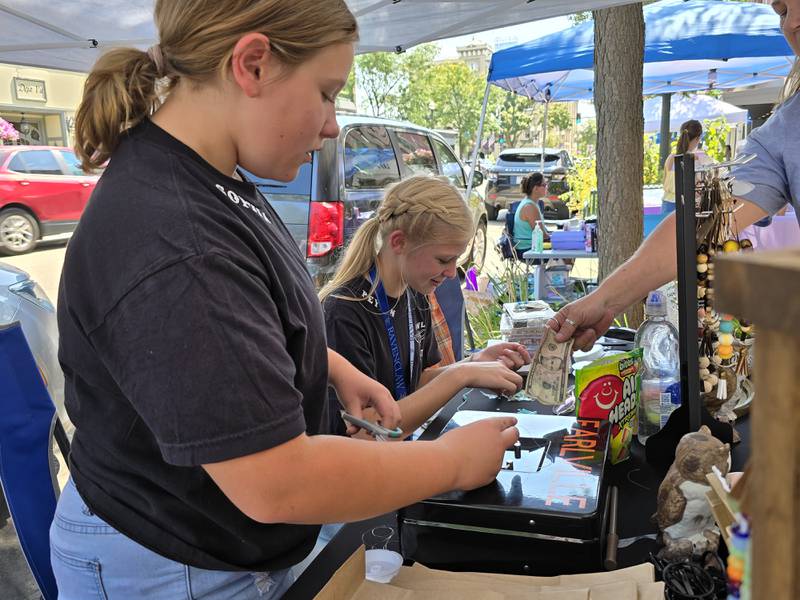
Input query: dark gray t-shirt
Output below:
<box><xmin>323</xmin><ymin>277</ymin><xmax>441</xmax><ymax>435</ymax></box>
<box><xmin>732</xmin><ymin>92</ymin><xmax>800</xmax><ymax>221</ymax></box>
<box><xmin>58</xmin><ymin>120</ymin><xmax>328</xmax><ymax>571</ymax></box>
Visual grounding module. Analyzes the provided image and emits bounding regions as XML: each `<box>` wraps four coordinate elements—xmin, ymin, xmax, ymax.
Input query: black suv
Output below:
<box><xmin>485</xmin><ymin>147</ymin><xmax>573</xmax><ymax>220</ymax></box>
<box><xmin>246</xmin><ymin>115</ymin><xmax>488</xmax><ymax>287</ymax></box>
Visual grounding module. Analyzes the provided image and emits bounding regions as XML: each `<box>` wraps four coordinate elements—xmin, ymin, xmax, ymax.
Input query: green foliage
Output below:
<box><xmin>399</xmin><ymin>60</ymin><xmax>488</xmax><ymax>155</ymax></box>
<box><xmin>467</xmin><ymin>260</ymin><xmax>532</xmax><ymax>349</ymax></box>
<box><xmin>548</xmin><ymin>103</ymin><xmax>573</xmax><ymax>132</ymax></box>
<box><xmin>702</xmin><ymin>117</ymin><xmax>731</xmax><ymax>163</ymax></box>
<box><xmin>643</xmin><ymin>135</ymin><xmax>661</xmax><ymax>185</ymax></box>
<box><xmin>354</xmin><ymin>51</ymin><xmax>407</xmax><ymax>117</ymax></box>
<box><xmin>563</xmin><ymin>157</ymin><xmax>597</xmax><ymax>215</ymax></box>
<box><xmin>576</xmin><ymin>119</ymin><xmax>597</xmax><ymax>157</ymax></box>
<box><xmin>570</xmin><ymin>11</ymin><xmax>592</xmax><ymax>24</ymax></box>
<box><xmin>489</xmin><ymin>89</ymin><xmax>534</xmax><ymax>149</ymax></box>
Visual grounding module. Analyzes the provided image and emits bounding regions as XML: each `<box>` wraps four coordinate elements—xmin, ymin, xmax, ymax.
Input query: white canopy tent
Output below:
<box><xmin>0</xmin><ymin>0</ymin><xmax>636</xmax><ymax>72</ymax></box>
<box><xmin>642</xmin><ymin>93</ymin><xmax>749</xmax><ymax>132</ymax></box>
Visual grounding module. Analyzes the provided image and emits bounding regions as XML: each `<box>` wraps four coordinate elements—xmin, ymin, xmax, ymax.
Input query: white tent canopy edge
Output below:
<box><xmin>0</xmin><ymin>0</ymin><xmax>637</xmax><ymax>73</ymax></box>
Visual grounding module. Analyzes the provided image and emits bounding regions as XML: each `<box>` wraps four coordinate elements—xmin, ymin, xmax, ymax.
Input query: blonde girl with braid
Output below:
<box><xmin>321</xmin><ymin>176</ymin><xmax>530</xmax><ymax>439</ymax></box>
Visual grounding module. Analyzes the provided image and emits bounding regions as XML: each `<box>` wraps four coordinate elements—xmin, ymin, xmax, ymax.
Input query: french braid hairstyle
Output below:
<box><xmin>318</xmin><ymin>176</ymin><xmax>474</xmax><ymax>302</ymax></box>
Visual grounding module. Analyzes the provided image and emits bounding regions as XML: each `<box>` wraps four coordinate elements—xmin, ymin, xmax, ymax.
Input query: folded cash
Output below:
<box><xmin>525</xmin><ymin>327</ymin><xmax>574</xmax><ymax>406</ymax></box>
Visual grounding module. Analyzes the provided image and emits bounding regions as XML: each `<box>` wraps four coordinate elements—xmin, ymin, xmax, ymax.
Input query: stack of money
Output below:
<box><xmin>500</xmin><ymin>301</ymin><xmax>555</xmax><ymax>355</ymax></box>
<box><xmin>525</xmin><ymin>327</ymin><xmax>574</xmax><ymax>406</ymax></box>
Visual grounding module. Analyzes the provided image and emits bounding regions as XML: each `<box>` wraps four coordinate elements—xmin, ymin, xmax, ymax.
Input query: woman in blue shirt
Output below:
<box><xmin>513</xmin><ymin>172</ymin><xmax>551</xmax><ymax>260</ymax></box>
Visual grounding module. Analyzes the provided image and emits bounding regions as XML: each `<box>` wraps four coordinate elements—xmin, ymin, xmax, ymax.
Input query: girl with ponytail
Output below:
<box><xmin>661</xmin><ymin>119</ymin><xmax>710</xmax><ymax>214</ymax></box>
<box><xmin>53</xmin><ymin>2</ymin><xmax>519</xmax><ymax>597</ymax></box>
<box><xmin>322</xmin><ymin>176</ymin><xmax>530</xmax><ymax>439</ymax></box>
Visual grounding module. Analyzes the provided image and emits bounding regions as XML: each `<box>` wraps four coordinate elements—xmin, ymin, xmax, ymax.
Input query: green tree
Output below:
<box><xmin>395</xmin><ymin>44</ymin><xmax>440</xmax><ymax>127</ymax></box>
<box><xmin>548</xmin><ymin>103</ymin><xmax>573</xmax><ymax>132</ymax></box>
<box><xmin>489</xmin><ymin>89</ymin><xmax>533</xmax><ymax>149</ymax></box>
<box><xmin>400</xmin><ymin>61</ymin><xmax>488</xmax><ymax>156</ymax></box>
<box><xmin>354</xmin><ymin>51</ymin><xmax>406</xmax><ymax>117</ymax></box>
<box><xmin>702</xmin><ymin>117</ymin><xmax>731</xmax><ymax>163</ymax></box>
<box><xmin>643</xmin><ymin>135</ymin><xmax>661</xmax><ymax>185</ymax></box>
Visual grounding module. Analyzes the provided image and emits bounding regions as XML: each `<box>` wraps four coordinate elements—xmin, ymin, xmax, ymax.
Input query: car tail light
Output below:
<box><xmin>489</xmin><ymin>193</ymin><xmax>497</xmax><ymax>201</ymax></box>
<box><xmin>307</xmin><ymin>201</ymin><xmax>344</xmax><ymax>258</ymax></box>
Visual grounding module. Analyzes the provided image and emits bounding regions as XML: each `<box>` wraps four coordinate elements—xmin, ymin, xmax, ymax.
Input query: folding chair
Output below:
<box><xmin>0</xmin><ymin>322</ymin><xmax>69</xmax><ymax>600</ymax></box>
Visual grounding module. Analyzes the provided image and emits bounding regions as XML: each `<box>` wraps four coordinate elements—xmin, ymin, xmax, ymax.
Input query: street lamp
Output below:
<box><xmin>19</xmin><ymin>112</ymin><xmax>31</xmax><ymax>136</ymax></box>
<box><xmin>428</xmin><ymin>100</ymin><xmax>436</xmax><ymax>128</ymax></box>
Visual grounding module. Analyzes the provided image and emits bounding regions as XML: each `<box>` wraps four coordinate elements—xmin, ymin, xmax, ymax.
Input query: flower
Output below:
<box><xmin>0</xmin><ymin>118</ymin><xmax>20</xmax><ymax>142</ymax></box>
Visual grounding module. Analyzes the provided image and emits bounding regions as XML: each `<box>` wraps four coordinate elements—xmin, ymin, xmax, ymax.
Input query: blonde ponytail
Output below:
<box><xmin>74</xmin><ymin>48</ymin><xmax>166</xmax><ymax>171</ymax></box>
<box><xmin>73</xmin><ymin>0</ymin><xmax>358</xmax><ymax>171</ymax></box>
<box><xmin>319</xmin><ymin>217</ymin><xmax>382</xmax><ymax>302</ymax></box>
<box><xmin>319</xmin><ymin>176</ymin><xmax>474</xmax><ymax>302</ymax></box>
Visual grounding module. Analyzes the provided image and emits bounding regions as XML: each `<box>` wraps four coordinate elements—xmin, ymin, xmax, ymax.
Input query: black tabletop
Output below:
<box><xmin>283</xmin><ymin>391</ymin><xmax>750</xmax><ymax>600</ymax></box>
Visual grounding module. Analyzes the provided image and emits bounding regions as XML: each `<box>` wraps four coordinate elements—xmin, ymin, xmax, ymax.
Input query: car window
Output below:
<box><xmin>499</xmin><ymin>152</ymin><xmax>560</xmax><ymax>164</ymax></box>
<box><xmin>431</xmin><ymin>138</ymin><xmax>465</xmax><ymax>188</ymax></box>
<box><xmin>243</xmin><ymin>161</ymin><xmax>313</xmax><ymax>196</ymax></box>
<box><xmin>59</xmin><ymin>150</ymin><xmax>87</xmax><ymax>176</ymax></box>
<box><xmin>344</xmin><ymin>126</ymin><xmax>400</xmax><ymax>190</ymax></box>
<box><xmin>8</xmin><ymin>150</ymin><xmax>62</xmax><ymax>175</ymax></box>
<box><xmin>394</xmin><ymin>131</ymin><xmax>437</xmax><ymax>177</ymax></box>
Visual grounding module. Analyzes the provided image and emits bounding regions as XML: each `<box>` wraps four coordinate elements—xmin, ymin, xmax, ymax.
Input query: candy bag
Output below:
<box><xmin>575</xmin><ymin>349</ymin><xmax>643</xmax><ymax>464</ymax></box>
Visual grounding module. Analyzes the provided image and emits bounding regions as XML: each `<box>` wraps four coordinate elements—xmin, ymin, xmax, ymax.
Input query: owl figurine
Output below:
<box><xmin>655</xmin><ymin>425</ymin><xmax>731</xmax><ymax>560</ymax></box>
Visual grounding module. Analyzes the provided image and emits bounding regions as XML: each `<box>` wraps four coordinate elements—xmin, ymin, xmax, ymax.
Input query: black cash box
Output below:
<box><xmin>400</xmin><ymin>388</ymin><xmax>611</xmax><ymax>575</ymax></box>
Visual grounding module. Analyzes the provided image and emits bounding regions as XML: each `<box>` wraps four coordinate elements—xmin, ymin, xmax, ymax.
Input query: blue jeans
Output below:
<box><xmin>50</xmin><ymin>478</ymin><xmax>294</xmax><ymax>599</ymax></box>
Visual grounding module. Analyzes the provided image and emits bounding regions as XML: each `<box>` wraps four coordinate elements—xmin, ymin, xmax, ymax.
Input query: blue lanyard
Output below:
<box><xmin>369</xmin><ymin>266</ymin><xmax>415</xmax><ymax>399</ymax></box>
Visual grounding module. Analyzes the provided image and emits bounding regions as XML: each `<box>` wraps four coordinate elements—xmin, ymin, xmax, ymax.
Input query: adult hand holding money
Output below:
<box><xmin>525</xmin><ymin>327</ymin><xmax>574</xmax><ymax>406</ymax></box>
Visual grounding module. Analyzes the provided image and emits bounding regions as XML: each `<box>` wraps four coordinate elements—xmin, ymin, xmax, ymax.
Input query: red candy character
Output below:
<box><xmin>578</xmin><ymin>374</ymin><xmax>623</xmax><ymax>420</ymax></box>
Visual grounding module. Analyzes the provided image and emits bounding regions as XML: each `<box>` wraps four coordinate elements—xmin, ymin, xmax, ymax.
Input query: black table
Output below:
<box><xmin>283</xmin><ymin>391</ymin><xmax>750</xmax><ymax>599</ymax></box>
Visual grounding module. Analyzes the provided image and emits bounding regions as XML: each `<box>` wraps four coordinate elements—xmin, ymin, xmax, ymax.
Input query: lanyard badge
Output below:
<box><xmin>369</xmin><ymin>266</ymin><xmax>415</xmax><ymax>399</ymax></box>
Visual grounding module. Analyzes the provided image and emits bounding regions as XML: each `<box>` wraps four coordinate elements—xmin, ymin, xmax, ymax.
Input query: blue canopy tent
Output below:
<box><xmin>488</xmin><ymin>0</ymin><xmax>792</xmax><ymax>101</ymax></box>
<box><xmin>465</xmin><ymin>0</ymin><xmax>793</xmax><ymax>188</ymax></box>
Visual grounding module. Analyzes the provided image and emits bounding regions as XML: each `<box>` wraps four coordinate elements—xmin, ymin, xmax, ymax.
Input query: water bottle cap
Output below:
<box><xmin>645</xmin><ymin>290</ymin><xmax>668</xmax><ymax>316</ymax></box>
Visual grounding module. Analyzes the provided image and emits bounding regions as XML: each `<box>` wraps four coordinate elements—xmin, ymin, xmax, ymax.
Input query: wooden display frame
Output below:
<box><xmin>716</xmin><ymin>249</ymin><xmax>800</xmax><ymax>598</ymax></box>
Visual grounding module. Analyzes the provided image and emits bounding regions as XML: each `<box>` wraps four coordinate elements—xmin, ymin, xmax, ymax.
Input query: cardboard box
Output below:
<box><xmin>314</xmin><ymin>546</ymin><xmax>664</xmax><ymax>599</ymax></box>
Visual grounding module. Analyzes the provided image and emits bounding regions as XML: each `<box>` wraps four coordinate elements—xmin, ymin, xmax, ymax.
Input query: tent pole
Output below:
<box><xmin>541</xmin><ymin>99</ymin><xmax>550</xmax><ymax>174</ymax></box>
<box><xmin>465</xmin><ymin>81</ymin><xmax>491</xmax><ymax>206</ymax></box>
<box><xmin>659</xmin><ymin>93</ymin><xmax>672</xmax><ymax>175</ymax></box>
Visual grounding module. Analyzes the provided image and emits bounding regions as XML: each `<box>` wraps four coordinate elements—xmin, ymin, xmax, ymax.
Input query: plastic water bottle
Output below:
<box><xmin>634</xmin><ymin>290</ymin><xmax>680</xmax><ymax>444</ymax></box>
<box><xmin>532</xmin><ymin>222</ymin><xmax>544</xmax><ymax>253</ymax></box>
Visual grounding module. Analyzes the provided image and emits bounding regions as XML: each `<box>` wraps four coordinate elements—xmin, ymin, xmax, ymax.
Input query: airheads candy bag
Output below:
<box><xmin>575</xmin><ymin>348</ymin><xmax>643</xmax><ymax>464</ymax></box>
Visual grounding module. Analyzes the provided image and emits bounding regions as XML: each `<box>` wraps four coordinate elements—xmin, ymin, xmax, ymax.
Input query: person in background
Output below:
<box><xmin>50</xmin><ymin>2</ymin><xmax>519</xmax><ymax>598</ymax></box>
<box><xmin>512</xmin><ymin>172</ymin><xmax>551</xmax><ymax>260</ymax></box>
<box><xmin>321</xmin><ymin>176</ymin><xmax>530</xmax><ymax>440</ymax></box>
<box><xmin>660</xmin><ymin>119</ymin><xmax>711</xmax><ymax>215</ymax></box>
<box><xmin>550</xmin><ymin>0</ymin><xmax>800</xmax><ymax>350</ymax></box>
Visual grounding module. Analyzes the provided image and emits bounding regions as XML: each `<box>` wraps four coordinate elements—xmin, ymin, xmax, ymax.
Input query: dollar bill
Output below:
<box><xmin>525</xmin><ymin>327</ymin><xmax>574</xmax><ymax>406</ymax></box>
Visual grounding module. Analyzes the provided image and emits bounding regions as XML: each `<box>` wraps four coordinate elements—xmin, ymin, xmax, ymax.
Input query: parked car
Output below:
<box><xmin>0</xmin><ymin>146</ymin><xmax>99</xmax><ymax>255</ymax></box>
<box><xmin>0</xmin><ymin>261</ymin><xmax>64</xmax><ymax>420</ymax></box>
<box><xmin>0</xmin><ymin>260</ymin><xmax>65</xmax><ymax>529</ymax></box>
<box><xmin>485</xmin><ymin>147</ymin><xmax>573</xmax><ymax>220</ymax></box>
<box><xmin>245</xmin><ymin>115</ymin><xmax>488</xmax><ymax>287</ymax></box>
